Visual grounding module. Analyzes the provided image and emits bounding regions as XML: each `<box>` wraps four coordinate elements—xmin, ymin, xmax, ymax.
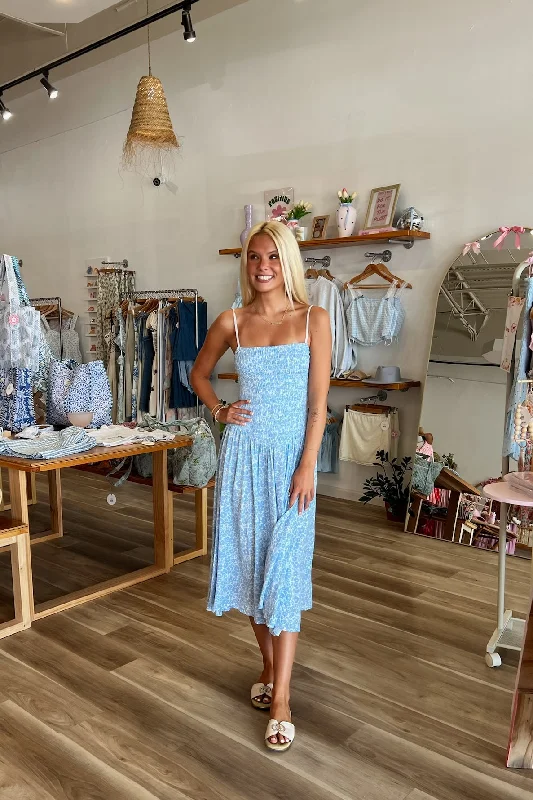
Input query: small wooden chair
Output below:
<box><xmin>0</xmin><ymin>519</ymin><xmax>33</xmax><ymax>639</ymax></box>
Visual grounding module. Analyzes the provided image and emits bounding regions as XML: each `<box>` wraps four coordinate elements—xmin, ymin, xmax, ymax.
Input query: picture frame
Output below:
<box><xmin>363</xmin><ymin>184</ymin><xmax>401</xmax><ymax>230</ymax></box>
<box><xmin>311</xmin><ymin>215</ymin><xmax>330</xmax><ymax>240</ymax></box>
<box><xmin>264</xmin><ymin>187</ymin><xmax>294</xmax><ymax>220</ymax></box>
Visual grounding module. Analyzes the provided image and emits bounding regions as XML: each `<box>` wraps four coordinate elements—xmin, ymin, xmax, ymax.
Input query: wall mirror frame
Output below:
<box><xmin>405</xmin><ymin>225</ymin><xmax>533</xmax><ymax>559</ymax></box>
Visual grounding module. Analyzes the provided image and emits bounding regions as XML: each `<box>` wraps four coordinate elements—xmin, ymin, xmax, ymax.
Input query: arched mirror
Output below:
<box><xmin>406</xmin><ymin>227</ymin><xmax>533</xmax><ymax>556</ymax></box>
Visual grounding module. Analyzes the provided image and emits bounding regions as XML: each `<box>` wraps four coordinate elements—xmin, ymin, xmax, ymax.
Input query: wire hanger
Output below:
<box><xmin>344</xmin><ymin>250</ymin><xmax>412</xmax><ymax>290</ymax></box>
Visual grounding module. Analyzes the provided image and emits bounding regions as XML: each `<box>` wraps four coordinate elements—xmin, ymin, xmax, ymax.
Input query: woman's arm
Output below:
<box><xmin>190</xmin><ymin>310</ymin><xmax>252</xmax><ymax>426</ymax></box>
<box><xmin>289</xmin><ymin>306</ymin><xmax>332</xmax><ymax>513</ymax></box>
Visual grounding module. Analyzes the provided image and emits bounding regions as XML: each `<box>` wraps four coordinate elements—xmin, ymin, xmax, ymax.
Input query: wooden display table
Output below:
<box><xmin>0</xmin><ymin>436</ymin><xmax>196</xmax><ymax>624</ymax></box>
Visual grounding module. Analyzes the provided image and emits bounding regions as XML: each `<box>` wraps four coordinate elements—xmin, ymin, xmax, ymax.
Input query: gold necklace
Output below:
<box><xmin>255</xmin><ymin>300</ymin><xmax>291</xmax><ymax>326</ymax></box>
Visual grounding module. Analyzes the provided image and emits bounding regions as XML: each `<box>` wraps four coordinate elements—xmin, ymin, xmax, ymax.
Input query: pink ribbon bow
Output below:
<box><xmin>494</xmin><ymin>226</ymin><xmax>525</xmax><ymax>250</ymax></box>
<box><xmin>462</xmin><ymin>241</ymin><xmax>480</xmax><ymax>256</ymax></box>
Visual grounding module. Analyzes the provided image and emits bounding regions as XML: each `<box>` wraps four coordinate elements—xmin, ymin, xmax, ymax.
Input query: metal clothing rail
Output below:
<box><xmin>133</xmin><ymin>289</ymin><xmax>198</xmax><ymax>299</ymax></box>
<box><xmin>101</xmin><ymin>260</ymin><xmax>129</xmax><ymax>269</ymax></box>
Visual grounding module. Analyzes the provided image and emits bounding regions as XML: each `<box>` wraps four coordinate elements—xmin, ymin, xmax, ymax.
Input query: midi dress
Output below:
<box><xmin>207</xmin><ymin>307</ymin><xmax>316</xmax><ymax>635</ymax></box>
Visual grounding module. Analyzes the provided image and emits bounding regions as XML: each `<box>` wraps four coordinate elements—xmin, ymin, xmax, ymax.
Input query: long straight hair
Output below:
<box><xmin>240</xmin><ymin>221</ymin><xmax>308</xmax><ymax>307</ymax></box>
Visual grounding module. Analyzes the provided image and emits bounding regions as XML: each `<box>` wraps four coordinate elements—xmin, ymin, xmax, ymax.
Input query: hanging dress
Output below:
<box><xmin>207</xmin><ymin>307</ymin><xmax>316</xmax><ymax>636</ymax></box>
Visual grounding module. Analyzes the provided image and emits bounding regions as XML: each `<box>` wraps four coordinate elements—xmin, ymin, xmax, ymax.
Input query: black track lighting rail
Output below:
<box><xmin>0</xmin><ymin>0</ymin><xmax>200</xmax><ymax>95</ymax></box>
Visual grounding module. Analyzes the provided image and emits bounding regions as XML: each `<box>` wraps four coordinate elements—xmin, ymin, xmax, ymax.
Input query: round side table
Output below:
<box><xmin>482</xmin><ymin>480</ymin><xmax>533</xmax><ymax>667</ymax></box>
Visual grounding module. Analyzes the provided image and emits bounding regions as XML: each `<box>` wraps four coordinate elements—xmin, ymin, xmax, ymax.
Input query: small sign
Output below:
<box><xmin>264</xmin><ymin>187</ymin><xmax>294</xmax><ymax>220</ymax></box>
<box><xmin>363</xmin><ymin>184</ymin><xmax>401</xmax><ymax>230</ymax></box>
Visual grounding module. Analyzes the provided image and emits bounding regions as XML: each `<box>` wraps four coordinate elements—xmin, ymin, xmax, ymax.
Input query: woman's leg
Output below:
<box><xmin>269</xmin><ymin>631</ymin><xmax>298</xmax><ymax>744</ymax></box>
<box><xmin>250</xmin><ymin>618</ymin><xmax>274</xmax><ymax>704</ymax></box>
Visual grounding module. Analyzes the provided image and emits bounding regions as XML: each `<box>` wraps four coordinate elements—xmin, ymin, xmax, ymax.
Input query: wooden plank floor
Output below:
<box><xmin>0</xmin><ymin>478</ymin><xmax>531</xmax><ymax>798</ymax></box>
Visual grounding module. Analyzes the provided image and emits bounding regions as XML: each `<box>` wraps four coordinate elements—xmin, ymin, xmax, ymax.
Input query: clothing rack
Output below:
<box><xmin>132</xmin><ymin>289</ymin><xmax>201</xmax><ymax>420</ymax></box>
<box><xmin>31</xmin><ymin>296</ymin><xmax>63</xmax><ymax>359</ymax></box>
<box><xmin>485</xmin><ymin>255</ymin><xmax>531</xmax><ymax>668</ymax></box>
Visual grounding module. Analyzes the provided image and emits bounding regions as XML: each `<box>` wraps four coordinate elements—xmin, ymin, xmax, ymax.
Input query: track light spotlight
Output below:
<box><xmin>181</xmin><ymin>4</ymin><xmax>196</xmax><ymax>42</ymax></box>
<box><xmin>0</xmin><ymin>95</ymin><xmax>12</xmax><ymax>121</ymax></box>
<box><xmin>40</xmin><ymin>71</ymin><xmax>58</xmax><ymax>99</ymax></box>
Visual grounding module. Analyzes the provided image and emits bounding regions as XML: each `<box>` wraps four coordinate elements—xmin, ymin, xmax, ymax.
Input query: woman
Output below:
<box><xmin>191</xmin><ymin>221</ymin><xmax>331</xmax><ymax>751</ymax></box>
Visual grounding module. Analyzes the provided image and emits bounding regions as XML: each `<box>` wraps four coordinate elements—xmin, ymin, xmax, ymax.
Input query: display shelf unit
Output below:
<box><xmin>218</xmin><ymin>373</ymin><xmax>420</xmax><ymax>391</ymax></box>
<box><xmin>219</xmin><ymin>229</ymin><xmax>430</xmax><ymax>257</ymax></box>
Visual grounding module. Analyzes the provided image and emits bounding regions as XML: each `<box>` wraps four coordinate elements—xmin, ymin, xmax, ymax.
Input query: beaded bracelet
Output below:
<box><xmin>210</xmin><ymin>401</ymin><xmax>224</xmax><ymax>418</ymax></box>
<box><xmin>214</xmin><ymin>405</ymin><xmax>225</xmax><ymax>422</ymax></box>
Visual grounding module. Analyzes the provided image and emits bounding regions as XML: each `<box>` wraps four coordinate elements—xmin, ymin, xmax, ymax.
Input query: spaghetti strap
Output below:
<box><xmin>232</xmin><ymin>308</ymin><xmax>241</xmax><ymax>350</ymax></box>
<box><xmin>305</xmin><ymin>305</ymin><xmax>313</xmax><ymax>345</ymax></box>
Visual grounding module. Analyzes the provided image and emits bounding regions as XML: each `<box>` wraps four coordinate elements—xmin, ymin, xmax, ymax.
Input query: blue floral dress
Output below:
<box><xmin>207</xmin><ymin>308</ymin><xmax>316</xmax><ymax>635</ymax></box>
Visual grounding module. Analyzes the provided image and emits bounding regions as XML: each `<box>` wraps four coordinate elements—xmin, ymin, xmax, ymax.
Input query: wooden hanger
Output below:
<box><xmin>318</xmin><ymin>267</ymin><xmax>334</xmax><ymax>281</ymax></box>
<box><xmin>305</xmin><ymin>267</ymin><xmax>319</xmax><ymax>279</ymax></box>
<box><xmin>346</xmin><ymin>402</ymin><xmax>393</xmax><ymax>415</ymax></box>
<box><xmin>344</xmin><ymin>262</ymin><xmax>412</xmax><ymax>290</ymax></box>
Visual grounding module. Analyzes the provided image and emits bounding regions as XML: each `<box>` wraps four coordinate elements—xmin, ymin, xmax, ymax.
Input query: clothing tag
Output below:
<box><xmin>107</xmin><ymin>493</ymin><xmax>117</xmax><ymax>506</ymax></box>
<box><xmin>5</xmin><ymin>383</ymin><xmax>13</xmax><ymax>396</ymax></box>
<box><xmin>380</xmin><ymin>420</ymin><xmax>390</xmax><ymax>431</ymax></box>
<box><xmin>8</xmin><ymin>313</ymin><xmax>19</xmax><ymax>326</ymax></box>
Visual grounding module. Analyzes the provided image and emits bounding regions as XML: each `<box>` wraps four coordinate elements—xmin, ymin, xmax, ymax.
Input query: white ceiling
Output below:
<box><xmin>0</xmin><ymin>1</ymin><xmax>119</xmax><ymax>24</ymax></box>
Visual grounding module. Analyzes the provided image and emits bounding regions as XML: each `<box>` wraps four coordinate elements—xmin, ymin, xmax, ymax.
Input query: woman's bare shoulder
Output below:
<box><xmin>213</xmin><ymin>308</ymin><xmax>237</xmax><ymax>333</ymax></box>
<box><xmin>308</xmin><ymin>305</ymin><xmax>330</xmax><ymax>325</ymax></box>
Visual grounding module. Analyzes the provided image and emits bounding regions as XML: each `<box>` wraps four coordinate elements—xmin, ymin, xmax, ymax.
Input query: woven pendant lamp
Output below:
<box><xmin>122</xmin><ymin>2</ymin><xmax>179</xmax><ymax>170</ymax></box>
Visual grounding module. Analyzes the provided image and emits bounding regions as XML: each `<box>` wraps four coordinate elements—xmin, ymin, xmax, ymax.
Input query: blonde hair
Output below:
<box><xmin>240</xmin><ymin>221</ymin><xmax>308</xmax><ymax>307</ymax></box>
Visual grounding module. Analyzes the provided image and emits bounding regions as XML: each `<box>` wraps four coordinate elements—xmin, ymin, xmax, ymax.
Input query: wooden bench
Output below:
<box><xmin>0</xmin><ymin>517</ymin><xmax>33</xmax><ymax>639</ymax></box>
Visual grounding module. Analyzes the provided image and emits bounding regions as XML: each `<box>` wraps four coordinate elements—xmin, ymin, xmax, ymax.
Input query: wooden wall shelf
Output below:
<box><xmin>218</xmin><ymin>373</ymin><xmax>420</xmax><ymax>391</ymax></box>
<box><xmin>219</xmin><ymin>229</ymin><xmax>430</xmax><ymax>257</ymax></box>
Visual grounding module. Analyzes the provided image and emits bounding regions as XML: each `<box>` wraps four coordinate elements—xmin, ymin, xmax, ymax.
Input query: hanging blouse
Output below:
<box><xmin>345</xmin><ymin>281</ymin><xmax>406</xmax><ymax>346</ymax></box>
<box><xmin>40</xmin><ymin>316</ymin><xmax>61</xmax><ymax>360</ymax></box>
<box><xmin>61</xmin><ymin>315</ymin><xmax>83</xmax><ymax>363</ymax></box>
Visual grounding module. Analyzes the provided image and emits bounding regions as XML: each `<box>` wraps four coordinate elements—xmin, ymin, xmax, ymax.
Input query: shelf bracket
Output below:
<box><xmin>388</xmin><ymin>236</ymin><xmax>415</xmax><ymax>250</ymax></box>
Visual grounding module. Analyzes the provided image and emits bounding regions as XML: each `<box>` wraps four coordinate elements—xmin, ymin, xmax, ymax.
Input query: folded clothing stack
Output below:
<box><xmin>89</xmin><ymin>424</ymin><xmax>176</xmax><ymax>448</ymax></box>
<box><xmin>505</xmin><ymin>471</ymin><xmax>533</xmax><ymax>498</ymax></box>
<box><xmin>0</xmin><ymin>427</ymin><xmax>97</xmax><ymax>460</ymax></box>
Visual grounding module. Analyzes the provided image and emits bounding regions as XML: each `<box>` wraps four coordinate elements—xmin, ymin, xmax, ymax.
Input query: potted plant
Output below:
<box><xmin>287</xmin><ymin>201</ymin><xmax>313</xmax><ymax>240</ymax></box>
<box><xmin>359</xmin><ymin>450</ymin><xmax>412</xmax><ymax>522</ymax></box>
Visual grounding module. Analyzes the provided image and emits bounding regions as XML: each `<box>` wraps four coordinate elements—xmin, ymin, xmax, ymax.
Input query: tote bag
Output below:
<box><xmin>47</xmin><ymin>360</ymin><xmax>113</xmax><ymax>428</ymax></box>
<box><xmin>134</xmin><ymin>415</ymin><xmax>217</xmax><ymax>488</ymax></box>
<box><xmin>0</xmin><ymin>255</ymin><xmax>40</xmax><ymax>372</ymax></box>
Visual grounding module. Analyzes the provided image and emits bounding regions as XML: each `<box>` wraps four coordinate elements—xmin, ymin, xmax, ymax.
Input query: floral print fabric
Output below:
<box><xmin>207</xmin><ymin>340</ymin><xmax>315</xmax><ymax>636</ymax></box>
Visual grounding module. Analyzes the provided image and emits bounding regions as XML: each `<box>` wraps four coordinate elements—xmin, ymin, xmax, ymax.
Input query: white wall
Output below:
<box><xmin>0</xmin><ymin>0</ymin><xmax>530</xmax><ymax>500</ymax></box>
<box><xmin>421</xmin><ymin>362</ymin><xmax>507</xmax><ymax>486</ymax></box>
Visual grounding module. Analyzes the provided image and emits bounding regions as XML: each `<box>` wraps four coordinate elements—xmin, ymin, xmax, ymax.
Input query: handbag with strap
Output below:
<box><xmin>47</xmin><ymin>360</ymin><xmax>113</xmax><ymax>428</ymax></box>
<box><xmin>0</xmin><ymin>255</ymin><xmax>40</xmax><ymax>372</ymax></box>
<box><xmin>134</xmin><ymin>415</ymin><xmax>217</xmax><ymax>488</ymax></box>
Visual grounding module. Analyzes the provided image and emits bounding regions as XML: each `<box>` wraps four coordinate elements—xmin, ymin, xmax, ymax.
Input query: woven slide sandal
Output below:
<box><xmin>265</xmin><ymin>718</ymin><xmax>295</xmax><ymax>752</ymax></box>
<box><xmin>251</xmin><ymin>682</ymin><xmax>273</xmax><ymax>710</ymax></box>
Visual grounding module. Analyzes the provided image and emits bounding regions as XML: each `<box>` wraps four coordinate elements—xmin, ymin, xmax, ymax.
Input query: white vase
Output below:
<box><xmin>240</xmin><ymin>204</ymin><xmax>253</xmax><ymax>246</ymax></box>
<box><xmin>336</xmin><ymin>203</ymin><xmax>357</xmax><ymax>237</ymax></box>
